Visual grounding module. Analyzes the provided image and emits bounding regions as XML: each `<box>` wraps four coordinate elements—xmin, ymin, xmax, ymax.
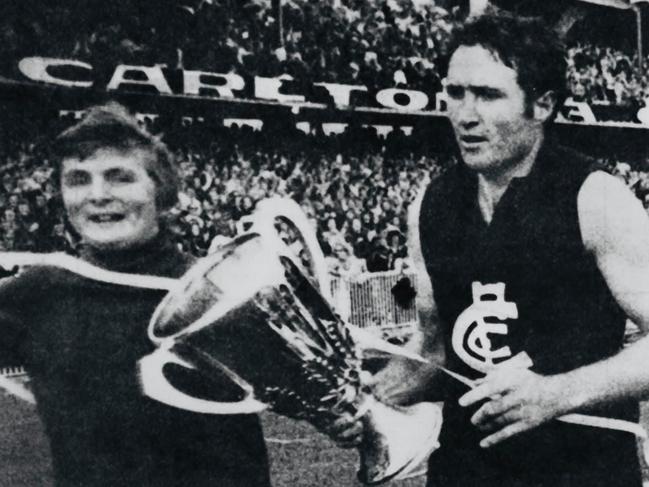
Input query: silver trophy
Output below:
<box><xmin>138</xmin><ymin>198</ymin><xmax>442</xmax><ymax>484</ymax></box>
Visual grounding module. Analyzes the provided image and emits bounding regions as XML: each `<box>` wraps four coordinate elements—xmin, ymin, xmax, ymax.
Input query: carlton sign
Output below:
<box><xmin>17</xmin><ymin>56</ymin><xmax>448</xmax><ymax>112</ymax></box>
<box><xmin>14</xmin><ymin>56</ymin><xmax>612</xmax><ymax>124</ymax></box>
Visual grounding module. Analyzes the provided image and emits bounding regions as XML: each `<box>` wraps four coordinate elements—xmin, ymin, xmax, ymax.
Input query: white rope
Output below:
<box><xmin>0</xmin><ymin>252</ymin><xmax>179</xmax><ymax>404</ymax></box>
<box><xmin>558</xmin><ymin>413</ymin><xmax>647</xmax><ymax>439</ymax></box>
<box><xmin>3</xmin><ymin>251</ymin><xmax>648</xmax><ymax>454</ymax></box>
<box><xmin>0</xmin><ymin>252</ymin><xmax>178</xmax><ymax>291</ymax></box>
<box><xmin>0</xmin><ymin>375</ymin><xmax>35</xmax><ymax>404</ymax></box>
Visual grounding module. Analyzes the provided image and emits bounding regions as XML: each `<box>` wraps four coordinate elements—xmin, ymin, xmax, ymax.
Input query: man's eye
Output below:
<box><xmin>475</xmin><ymin>88</ymin><xmax>503</xmax><ymax>100</ymax></box>
<box><xmin>63</xmin><ymin>173</ymin><xmax>90</xmax><ymax>186</ymax></box>
<box><xmin>105</xmin><ymin>170</ymin><xmax>136</xmax><ymax>184</ymax></box>
<box><xmin>114</xmin><ymin>174</ymin><xmax>135</xmax><ymax>183</ymax></box>
<box><xmin>446</xmin><ymin>85</ymin><xmax>464</xmax><ymax>99</ymax></box>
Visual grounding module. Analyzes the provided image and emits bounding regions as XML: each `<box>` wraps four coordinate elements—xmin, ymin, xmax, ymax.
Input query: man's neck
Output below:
<box><xmin>477</xmin><ymin>133</ymin><xmax>544</xmax><ymax>224</ymax></box>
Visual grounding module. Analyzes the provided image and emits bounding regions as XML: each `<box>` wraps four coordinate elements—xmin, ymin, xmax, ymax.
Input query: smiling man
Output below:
<box><xmin>367</xmin><ymin>12</ymin><xmax>649</xmax><ymax>487</ymax></box>
<box><xmin>61</xmin><ymin>148</ymin><xmax>160</xmax><ymax>250</ymax></box>
<box><xmin>0</xmin><ymin>104</ymin><xmax>271</xmax><ymax>486</ymax></box>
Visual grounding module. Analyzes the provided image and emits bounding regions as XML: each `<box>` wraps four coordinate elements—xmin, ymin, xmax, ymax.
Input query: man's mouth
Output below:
<box><xmin>88</xmin><ymin>213</ymin><xmax>125</xmax><ymax>224</ymax></box>
<box><xmin>460</xmin><ymin>135</ymin><xmax>487</xmax><ymax>144</ymax></box>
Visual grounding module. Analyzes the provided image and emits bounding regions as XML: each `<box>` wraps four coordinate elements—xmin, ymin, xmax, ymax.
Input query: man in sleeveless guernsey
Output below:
<box><xmin>368</xmin><ymin>13</ymin><xmax>649</xmax><ymax>487</ymax></box>
<box><xmin>0</xmin><ymin>104</ymin><xmax>271</xmax><ymax>486</ymax></box>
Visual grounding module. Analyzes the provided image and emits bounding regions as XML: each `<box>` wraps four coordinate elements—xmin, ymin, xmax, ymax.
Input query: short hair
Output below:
<box><xmin>446</xmin><ymin>13</ymin><xmax>567</xmax><ymax>118</ymax></box>
<box><xmin>52</xmin><ymin>103</ymin><xmax>180</xmax><ymax>211</ymax></box>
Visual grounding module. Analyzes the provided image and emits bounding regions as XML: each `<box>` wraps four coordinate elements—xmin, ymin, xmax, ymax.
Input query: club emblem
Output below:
<box><xmin>451</xmin><ymin>282</ymin><xmax>518</xmax><ymax>373</ymax></box>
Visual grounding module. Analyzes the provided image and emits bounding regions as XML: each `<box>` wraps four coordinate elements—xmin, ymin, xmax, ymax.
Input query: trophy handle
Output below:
<box><xmin>138</xmin><ymin>346</ymin><xmax>268</xmax><ymax>415</ymax></box>
<box><xmin>244</xmin><ymin>197</ymin><xmax>332</xmax><ymax>301</ymax></box>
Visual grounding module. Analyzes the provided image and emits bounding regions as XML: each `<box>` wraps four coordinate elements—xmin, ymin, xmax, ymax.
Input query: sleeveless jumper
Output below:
<box><xmin>419</xmin><ymin>143</ymin><xmax>641</xmax><ymax>486</ymax></box>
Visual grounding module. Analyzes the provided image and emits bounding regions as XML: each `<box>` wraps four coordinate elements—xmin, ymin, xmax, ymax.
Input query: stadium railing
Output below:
<box><xmin>330</xmin><ymin>270</ymin><xmax>418</xmax><ymax>340</ymax></box>
<box><xmin>0</xmin><ymin>366</ymin><xmax>27</xmax><ymax>378</ymax></box>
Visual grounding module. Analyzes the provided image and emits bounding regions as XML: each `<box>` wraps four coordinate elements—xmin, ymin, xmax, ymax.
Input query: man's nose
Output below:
<box><xmin>453</xmin><ymin>95</ymin><xmax>480</xmax><ymax>128</ymax></box>
<box><xmin>88</xmin><ymin>178</ymin><xmax>112</xmax><ymax>202</ymax></box>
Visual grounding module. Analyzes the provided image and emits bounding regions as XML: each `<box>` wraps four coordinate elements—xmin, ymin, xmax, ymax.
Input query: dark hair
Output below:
<box><xmin>52</xmin><ymin>102</ymin><xmax>180</xmax><ymax>211</ymax></box>
<box><xmin>447</xmin><ymin>13</ymin><xmax>567</xmax><ymax>119</ymax></box>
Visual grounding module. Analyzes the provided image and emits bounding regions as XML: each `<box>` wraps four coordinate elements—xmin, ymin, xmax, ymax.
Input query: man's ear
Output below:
<box><xmin>533</xmin><ymin>91</ymin><xmax>557</xmax><ymax>123</ymax></box>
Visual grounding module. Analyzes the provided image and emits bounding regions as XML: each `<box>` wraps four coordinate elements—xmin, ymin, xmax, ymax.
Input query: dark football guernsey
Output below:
<box><xmin>0</xmin><ymin>236</ymin><xmax>270</xmax><ymax>487</ymax></box>
<box><xmin>419</xmin><ymin>143</ymin><xmax>641</xmax><ymax>486</ymax></box>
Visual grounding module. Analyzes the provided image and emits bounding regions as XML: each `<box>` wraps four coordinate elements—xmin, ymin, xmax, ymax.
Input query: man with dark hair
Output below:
<box><xmin>444</xmin><ymin>12</ymin><xmax>567</xmax><ymax>120</ymax></box>
<box><xmin>52</xmin><ymin>102</ymin><xmax>181</xmax><ymax>215</ymax></box>
<box><xmin>370</xmin><ymin>12</ymin><xmax>648</xmax><ymax>487</ymax></box>
<box><xmin>0</xmin><ymin>103</ymin><xmax>271</xmax><ymax>486</ymax></box>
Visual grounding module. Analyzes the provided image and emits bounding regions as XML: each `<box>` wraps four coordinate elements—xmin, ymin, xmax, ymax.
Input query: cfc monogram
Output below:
<box><xmin>451</xmin><ymin>282</ymin><xmax>518</xmax><ymax>373</ymax></box>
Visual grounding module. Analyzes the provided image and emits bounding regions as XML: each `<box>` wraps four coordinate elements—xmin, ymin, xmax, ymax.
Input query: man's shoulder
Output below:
<box><xmin>536</xmin><ymin>141</ymin><xmax>609</xmax><ymax>199</ymax></box>
<box><xmin>542</xmin><ymin>141</ymin><xmax>601</xmax><ymax>175</ymax></box>
<box><xmin>544</xmin><ymin>141</ymin><xmax>592</xmax><ymax>162</ymax></box>
<box><xmin>578</xmin><ymin>170</ymin><xmax>642</xmax><ymax>252</ymax></box>
<box><xmin>0</xmin><ymin>265</ymin><xmax>66</xmax><ymax>305</ymax></box>
<box><xmin>422</xmin><ymin>165</ymin><xmax>463</xmax><ymax>200</ymax></box>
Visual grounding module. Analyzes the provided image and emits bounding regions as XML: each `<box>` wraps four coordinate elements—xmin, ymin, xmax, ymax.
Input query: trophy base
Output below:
<box><xmin>357</xmin><ymin>396</ymin><xmax>443</xmax><ymax>485</ymax></box>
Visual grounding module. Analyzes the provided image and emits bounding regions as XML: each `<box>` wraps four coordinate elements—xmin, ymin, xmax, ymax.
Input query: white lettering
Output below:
<box><xmin>255</xmin><ymin>75</ymin><xmax>305</xmax><ymax>104</ymax></box>
<box><xmin>183</xmin><ymin>71</ymin><xmax>245</xmax><ymax>98</ymax></box>
<box><xmin>107</xmin><ymin>65</ymin><xmax>172</xmax><ymax>94</ymax></box>
<box><xmin>557</xmin><ymin>97</ymin><xmax>597</xmax><ymax>124</ymax></box>
<box><xmin>637</xmin><ymin>99</ymin><xmax>649</xmax><ymax>126</ymax></box>
<box><xmin>313</xmin><ymin>82</ymin><xmax>367</xmax><ymax>107</ymax></box>
<box><xmin>18</xmin><ymin>57</ymin><xmax>93</xmax><ymax>88</ymax></box>
<box><xmin>452</xmin><ymin>282</ymin><xmax>518</xmax><ymax>373</ymax></box>
<box><xmin>376</xmin><ymin>88</ymin><xmax>429</xmax><ymax>111</ymax></box>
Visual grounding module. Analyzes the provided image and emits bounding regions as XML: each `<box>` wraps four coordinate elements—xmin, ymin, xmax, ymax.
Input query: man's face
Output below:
<box><xmin>445</xmin><ymin>45</ymin><xmax>541</xmax><ymax>174</ymax></box>
<box><xmin>61</xmin><ymin>148</ymin><xmax>159</xmax><ymax>250</ymax></box>
<box><xmin>3</xmin><ymin>209</ymin><xmax>15</xmax><ymax>223</ymax></box>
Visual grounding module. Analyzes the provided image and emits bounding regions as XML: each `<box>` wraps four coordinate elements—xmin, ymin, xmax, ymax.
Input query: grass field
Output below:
<box><xmin>0</xmin><ymin>391</ymin><xmax>647</xmax><ymax>487</ymax></box>
<box><xmin>0</xmin><ymin>393</ymin><xmax>425</xmax><ymax>487</ymax></box>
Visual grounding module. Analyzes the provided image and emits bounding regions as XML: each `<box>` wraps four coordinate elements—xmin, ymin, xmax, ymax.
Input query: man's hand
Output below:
<box><xmin>371</xmin><ymin>357</ymin><xmax>438</xmax><ymax>406</ymax></box>
<box><xmin>320</xmin><ymin>412</ymin><xmax>363</xmax><ymax>449</ymax></box>
<box><xmin>319</xmin><ymin>355</ymin><xmax>440</xmax><ymax>448</ymax></box>
<box><xmin>458</xmin><ymin>368</ymin><xmax>567</xmax><ymax>448</ymax></box>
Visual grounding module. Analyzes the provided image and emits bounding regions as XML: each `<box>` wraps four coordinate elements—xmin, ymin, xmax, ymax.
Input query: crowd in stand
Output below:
<box><xmin>4</xmin><ymin>116</ymin><xmax>649</xmax><ymax>277</ymax></box>
<box><xmin>5</xmin><ymin>0</ymin><xmax>649</xmax><ymax>105</ymax></box>
<box><xmin>4</xmin><ymin>2</ymin><xmax>649</xmax><ymax>276</ymax></box>
<box><xmin>1</xmin><ymin>0</ymin><xmax>459</xmax><ymax>93</ymax></box>
<box><xmin>0</xmin><ymin>141</ymin><xmax>66</xmax><ymax>254</ymax></box>
<box><xmin>0</xmin><ymin>122</ymin><xmax>451</xmax><ymax>276</ymax></box>
<box><xmin>567</xmin><ymin>44</ymin><xmax>649</xmax><ymax>106</ymax></box>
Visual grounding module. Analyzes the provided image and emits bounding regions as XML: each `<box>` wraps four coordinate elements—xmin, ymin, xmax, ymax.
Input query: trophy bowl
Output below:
<box><xmin>138</xmin><ymin>198</ymin><xmax>442</xmax><ymax>484</ymax></box>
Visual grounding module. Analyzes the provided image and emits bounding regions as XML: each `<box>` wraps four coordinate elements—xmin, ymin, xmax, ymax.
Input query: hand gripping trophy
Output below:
<box><xmin>138</xmin><ymin>198</ymin><xmax>443</xmax><ymax>484</ymax></box>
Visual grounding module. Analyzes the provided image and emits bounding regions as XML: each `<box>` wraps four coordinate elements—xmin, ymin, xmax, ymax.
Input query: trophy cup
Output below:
<box><xmin>138</xmin><ymin>198</ymin><xmax>442</xmax><ymax>484</ymax></box>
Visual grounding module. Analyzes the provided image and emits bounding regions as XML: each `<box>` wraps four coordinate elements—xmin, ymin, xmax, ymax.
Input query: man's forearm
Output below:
<box><xmin>553</xmin><ymin>334</ymin><xmax>649</xmax><ymax>415</ymax></box>
<box><xmin>371</xmin><ymin>320</ymin><xmax>448</xmax><ymax>405</ymax></box>
<box><xmin>372</xmin><ymin>355</ymin><xmax>446</xmax><ymax>405</ymax></box>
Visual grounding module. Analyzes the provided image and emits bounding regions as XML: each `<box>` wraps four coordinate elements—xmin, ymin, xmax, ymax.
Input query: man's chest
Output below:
<box><xmin>27</xmin><ymin>285</ymin><xmax>162</xmax><ymax>375</ymax></box>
